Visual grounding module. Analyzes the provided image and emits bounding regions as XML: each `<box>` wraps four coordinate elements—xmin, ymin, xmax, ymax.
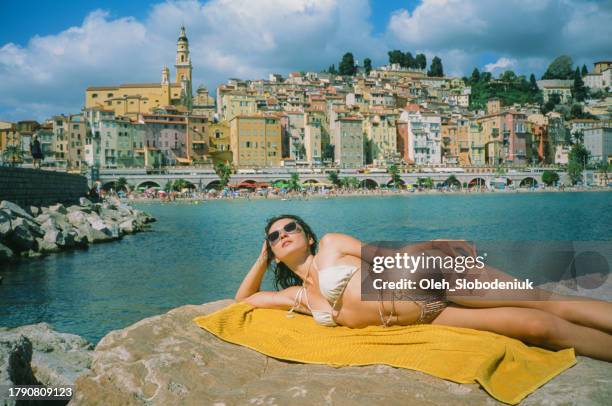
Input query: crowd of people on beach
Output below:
<box><xmin>89</xmin><ymin>182</ymin><xmax>607</xmax><ymax>204</ymax></box>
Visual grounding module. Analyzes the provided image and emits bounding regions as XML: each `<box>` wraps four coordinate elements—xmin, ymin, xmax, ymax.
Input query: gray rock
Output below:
<box><xmin>34</xmin><ymin>213</ymin><xmax>50</xmax><ymax>225</ymax></box>
<box><xmin>29</xmin><ymin>206</ymin><xmax>40</xmax><ymax>217</ymax></box>
<box><xmin>5</xmin><ymin>218</ymin><xmax>37</xmax><ymax>252</ymax></box>
<box><xmin>43</xmin><ymin>227</ymin><xmax>65</xmax><ymax>246</ymax></box>
<box><xmin>119</xmin><ymin>219</ymin><xmax>135</xmax><ymax>234</ymax></box>
<box><xmin>67</xmin><ymin>210</ymin><xmax>88</xmax><ymax>227</ymax></box>
<box><xmin>0</xmin><ymin>200</ymin><xmax>34</xmax><ymax>221</ymax></box>
<box><xmin>0</xmin><ymin>243</ymin><xmax>14</xmax><ymax>260</ymax></box>
<box><xmin>0</xmin><ymin>210</ymin><xmax>11</xmax><ymax>236</ymax></box>
<box><xmin>0</xmin><ymin>333</ymin><xmax>38</xmax><ymax>393</ymax></box>
<box><xmin>48</xmin><ymin>203</ymin><xmax>68</xmax><ymax>214</ymax></box>
<box><xmin>80</xmin><ymin>219</ymin><xmax>112</xmax><ymax>243</ymax></box>
<box><xmin>36</xmin><ymin>237</ymin><xmax>60</xmax><ymax>253</ymax></box>
<box><xmin>42</xmin><ymin>212</ymin><xmax>73</xmax><ymax>232</ymax></box>
<box><xmin>69</xmin><ymin>278</ymin><xmax>612</xmax><ymax>406</ymax></box>
<box><xmin>62</xmin><ymin>230</ymin><xmax>78</xmax><ymax>249</ymax></box>
<box><xmin>4</xmin><ymin>323</ymin><xmax>93</xmax><ymax>388</ymax></box>
<box><xmin>79</xmin><ymin>197</ymin><xmax>93</xmax><ymax>207</ymax></box>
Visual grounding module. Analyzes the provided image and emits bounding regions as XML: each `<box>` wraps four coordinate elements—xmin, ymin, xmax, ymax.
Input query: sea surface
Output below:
<box><xmin>1</xmin><ymin>191</ymin><xmax>610</xmax><ymax>343</ymax></box>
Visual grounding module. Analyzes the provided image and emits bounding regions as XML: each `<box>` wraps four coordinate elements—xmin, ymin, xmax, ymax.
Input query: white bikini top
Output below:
<box><xmin>286</xmin><ymin>264</ymin><xmax>359</xmax><ymax>326</ymax></box>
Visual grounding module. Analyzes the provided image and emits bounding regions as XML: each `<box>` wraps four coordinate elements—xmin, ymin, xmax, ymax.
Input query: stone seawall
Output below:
<box><xmin>0</xmin><ymin>167</ymin><xmax>88</xmax><ymax>207</ymax></box>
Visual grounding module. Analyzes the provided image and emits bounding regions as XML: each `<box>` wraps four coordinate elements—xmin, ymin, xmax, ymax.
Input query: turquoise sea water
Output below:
<box><xmin>1</xmin><ymin>191</ymin><xmax>610</xmax><ymax>343</ymax></box>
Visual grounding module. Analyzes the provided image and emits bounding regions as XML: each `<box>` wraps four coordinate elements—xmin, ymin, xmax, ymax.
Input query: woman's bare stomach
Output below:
<box><xmin>333</xmin><ymin>268</ymin><xmax>423</xmax><ymax>328</ymax></box>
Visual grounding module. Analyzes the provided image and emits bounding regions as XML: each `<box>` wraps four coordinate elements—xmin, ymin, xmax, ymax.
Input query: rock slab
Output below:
<box><xmin>69</xmin><ymin>298</ymin><xmax>612</xmax><ymax>406</ymax></box>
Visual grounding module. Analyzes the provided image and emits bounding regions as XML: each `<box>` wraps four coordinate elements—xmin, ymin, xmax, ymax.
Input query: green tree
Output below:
<box><xmin>114</xmin><ymin>177</ymin><xmax>128</xmax><ymax>191</ymax></box>
<box><xmin>322</xmin><ymin>144</ymin><xmax>334</xmax><ymax>161</ymax></box>
<box><xmin>542</xmin><ymin>170</ymin><xmax>560</xmax><ymax>186</ymax></box>
<box><xmin>567</xmin><ymin>143</ymin><xmax>590</xmax><ymax>185</ymax></box>
<box><xmin>569</xmin><ymin>143</ymin><xmax>589</xmax><ymax>166</ymax></box>
<box><xmin>581</xmin><ymin>64</ymin><xmax>588</xmax><ymax>77</ymax></box>
<box><xmin>542</xmin><ymin>55</ymin><xmax>574</xmax><ymax>80</ymax></box>
<box><xmin>214</xmin><ymin>161</ymin><xmax>232</xmax><ymax>187</ymax></box>
<box><xmin>363</xmin><ymin>57</ymin><xmax>372</xmax><ymax>74</ymax></box>
<box><xmin>2</xmin><ymin>145</ymin><xmax>23</xmax><ymax>166</ymax></box>
<box><xmin>567</xmin><ymin>160</ymin><xmax>583</xmax><ymax>185</ymax></box>
<box><xmin>471</xmin><ymin>68</ymin><xmax>481</xmax><ymax>83</ymax></box>
<box><xmin>363</xmin><ymin>137</ymin><xmax>373</xmax><ymax>165</ymax></box>
<box><xmin>339</xmin><ymin>52</ymin><xmax>356</xmax><ymax>76</ymax></box>
<box><xmin>415</xmin><ymin>53</ymin><xmax>427</xmax><ymax>70</ymax></box>
<box><xmin>529</xmin><ymin>73</ymin><xmax>538</xmax><ymax>91</ymax></box>
<box><xmin>428</xmin><ymin>56</ymin><xmax>444</xmax><ymax>77</ymax></box>
<box><xmin>388</xmin><ymin>164</ymin><xmax>401</xmax><ymax>187</ymax></box>
<box><xmin>164</xmin><ymin>180</ymin><xmax>173</xmax><ymax>192</ymax></box>
<box><xmin>596</xmin><ymin>160</ymin><xmax>609</xmax><ymax>183</ymax></box>
<box><xmin>542</xmin><ymin>93</ymin><xmax>562</xmax><ymax>114</ymax></box>
<box><xmin>572</xmin><ymin>67</ymin><xmax>587</xmax><ymax>102</ymax></box>
<box><xmin>402</xmin><ymin>51</ymin><xmax>415</xmax><ymax>68</ymax></box>
<box><xmin>327</xmin><ymin>64</ymin><xmax>337</xmax><ymax>74</ymax></box>
<box><xmin>327</xmin><ymin>170</ymin><xmax>341</xmax><ymax>187</ymax></box>
<box><xmin>388</xmin><ymin>50</ymin><xmax>404</xmax><ymax>65</ymax></box>
<box><xmin>444</xmin><ymin>174</ymin><xmax>460</xmax><ymax>188</ymax></box>
<box><xmin>288</xmin><ymin>172</ymin><xmax>301</xmax><ymax>191</ymax></box>
<box><xmin>173</xmin><ymin>178</ymin><xmax>190</xmax><ymax>192</ymax></box>
<box><xmin>500</xmin><ymin>70</ymin><xmax>517</xmax><ymax>82</ymax></box>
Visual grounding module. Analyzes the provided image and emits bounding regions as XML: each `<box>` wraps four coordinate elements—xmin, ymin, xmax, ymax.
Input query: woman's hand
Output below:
<box><xmin>259</xmin><ymin>239</ymin><xmax>269</xmax><ymax>262</ymax></box>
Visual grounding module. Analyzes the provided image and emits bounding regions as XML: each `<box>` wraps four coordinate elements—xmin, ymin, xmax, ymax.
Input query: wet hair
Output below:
<box><xmin>264</xmin><ymin>214</ymin><xmax>318</xmax><ymax>290</ymax></box>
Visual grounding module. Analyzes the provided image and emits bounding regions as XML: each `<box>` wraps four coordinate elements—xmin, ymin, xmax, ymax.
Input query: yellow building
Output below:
<box><xmin>230</xmin><ymin>115</ymin><xmax>281</xmax><ymax>167</ymax></box>
<box><xmin>206</xmin><ymin>121</ymin><xmax>232</xmax><ymax>165</ymax></box>
<box><xmin>85</xmin><ymin>26</ymin><xmax>193</xmax><ymax>118</ymax></box>
<box><xmin>221</xmin><ymin>92</ymin><xmax>258</xmax><ymax>122</ymax></box>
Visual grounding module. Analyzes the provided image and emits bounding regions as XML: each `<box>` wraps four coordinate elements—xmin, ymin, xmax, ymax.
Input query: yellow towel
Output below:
<box><xmin>193</xmin><ymin>302</ymin><xmax>576</xmax><ymax>405</ymax></box>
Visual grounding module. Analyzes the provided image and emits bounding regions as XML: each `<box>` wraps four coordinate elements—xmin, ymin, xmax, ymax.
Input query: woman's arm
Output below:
<box><xmin>234</xmin><ymin>240</ymin><xmax>270</xmax><ymax>301</ymax></box>
<box><xmin>241</xmin><ymin>286</ymin><xmax>304</xmax><ymax>310</ymax></box>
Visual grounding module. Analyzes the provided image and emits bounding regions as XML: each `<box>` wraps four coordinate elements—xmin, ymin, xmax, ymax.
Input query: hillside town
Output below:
<box><xmin>1</xmin><ymin>27</ymin><xmax>610</xmax><ymax>187</ymax></box>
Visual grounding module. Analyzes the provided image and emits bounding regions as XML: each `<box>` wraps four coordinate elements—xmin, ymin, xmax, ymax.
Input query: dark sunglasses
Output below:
<box><xmin>266</xmin><ymin>221</ymin><xmax>302</xmax><ymax>246</ymax></box>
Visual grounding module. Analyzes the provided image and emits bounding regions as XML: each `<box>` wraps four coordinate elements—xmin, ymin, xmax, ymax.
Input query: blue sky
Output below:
<box><xmin>0</xmin><ymin>0</ymin><xmax>610</xmax><ymax>121</ymax></box>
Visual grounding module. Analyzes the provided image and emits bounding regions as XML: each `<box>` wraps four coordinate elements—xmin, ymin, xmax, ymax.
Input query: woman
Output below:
<box><xmin>235</xmin><ymin>214</ymin><xmax>612</xmax><ymax>361</ymax></box>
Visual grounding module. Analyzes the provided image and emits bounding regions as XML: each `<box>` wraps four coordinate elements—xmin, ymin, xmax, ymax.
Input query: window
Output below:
<box><xmin>92</xmin><ymin>93</ymin><xmax>98</xmax><ymax>98</ymax></box>
<box><xmin>107</xmin><ymin>93</ymin><xmax>113</xmax><ymax>98</ymax></box>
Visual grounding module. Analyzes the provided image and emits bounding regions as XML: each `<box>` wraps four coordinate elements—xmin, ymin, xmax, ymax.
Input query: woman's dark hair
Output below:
<box><xmin>264</xmin><ymin>214</ymin><xmax>318</xmax><ymax>290</ymax></box>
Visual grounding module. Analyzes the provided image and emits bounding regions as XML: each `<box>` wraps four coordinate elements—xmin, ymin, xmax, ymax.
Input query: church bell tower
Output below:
<box><xmin>175</xmin><ymin>25</ymin><xmax>193</xmax><ymax>108</ymax></box>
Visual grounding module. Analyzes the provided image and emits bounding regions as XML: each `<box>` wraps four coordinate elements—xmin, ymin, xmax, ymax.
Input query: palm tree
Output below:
<box><xmin>114</xmin><ymin>177</ymin><xmax>128</xmax><ymax>192</ymax></box>
<box><xmin>2</xmin><ymin>145</ymin><xmax>23</xmax><ymax>166</ymax></box>
<box><xmin>327</xmin><ymin>170</ymin><xmax>341</xmax><ymax>188</ymax></box>
<box><xmin>288</xmin><ymin>172</ymin><xmax>301</xmax><ymax>191</ymax></box>
<box><xmin>348</xmin><ymin>176</ymin><xmax>360</xmax><ymax>189</ymax></box>
<box><xmin>173</xmin><ymin>178</ymin><xmax>189</xmax><ymax>192</ymax></box>
<box><xmin>388</xmin><ymin>164</ymin><xmax>401</xmax><ymax>187</ymax></box>
<box><xmin>596</xmin><ymin>160</ymin><xmax>609</xmax><ymax>183</ymax></box>
<box><xmin>445</xmin><ymin>174</ymin><xmax>460</xmax><ymax>188</ymax></box>
<box><xmin>214</xmin><ymin>162</ymin><xmax>232</xmax><ymax>188</ymax></box>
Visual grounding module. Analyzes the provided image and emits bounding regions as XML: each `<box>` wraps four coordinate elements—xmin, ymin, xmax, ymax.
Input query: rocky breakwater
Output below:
<box><xmin>0</xmin><ymin>323</ymin><xmax>94</xmax><ymax>406</ymax></box>
<box><xmin>0</xmin><ymin>198</ymin><xmax>155</xmax><ymax>262</ymax></box>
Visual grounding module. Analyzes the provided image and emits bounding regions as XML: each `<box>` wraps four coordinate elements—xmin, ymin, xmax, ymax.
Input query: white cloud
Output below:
<box><xmin>484</xmin><ymin>57</ymin><xmax>517</xmax><ymax>73</ymax></box>
<box><xmin>0</xmin><ymin>0</ymin><xmax>379</xmax><ymax>120</ymax></box>
<box><xmin>387</xmin><ymin>0</ymin><xmax>612</xmax><ymax>77</ymax></box>
<box><xmin>0</xmin><ymin>0</ymin><xmax>610</xmax><ymax>120</ymax></box>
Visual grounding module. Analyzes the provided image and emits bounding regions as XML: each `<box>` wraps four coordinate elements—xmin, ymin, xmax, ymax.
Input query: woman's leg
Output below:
<box><xmin>444</xmin><ymin>257</ymin><xmax>612</xmax><ymax>334</ymax></box>
<box><xmin>431</xmin><ymin>305</ymin><xmax>612</xmax><ymax>362</ymax></box>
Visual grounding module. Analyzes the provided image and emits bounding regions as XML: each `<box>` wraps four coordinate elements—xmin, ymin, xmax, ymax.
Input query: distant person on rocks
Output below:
<box><xmin>30</xmin><ymin>134</ymin><xmax>43</xmax><ymax>169</ymax></box>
